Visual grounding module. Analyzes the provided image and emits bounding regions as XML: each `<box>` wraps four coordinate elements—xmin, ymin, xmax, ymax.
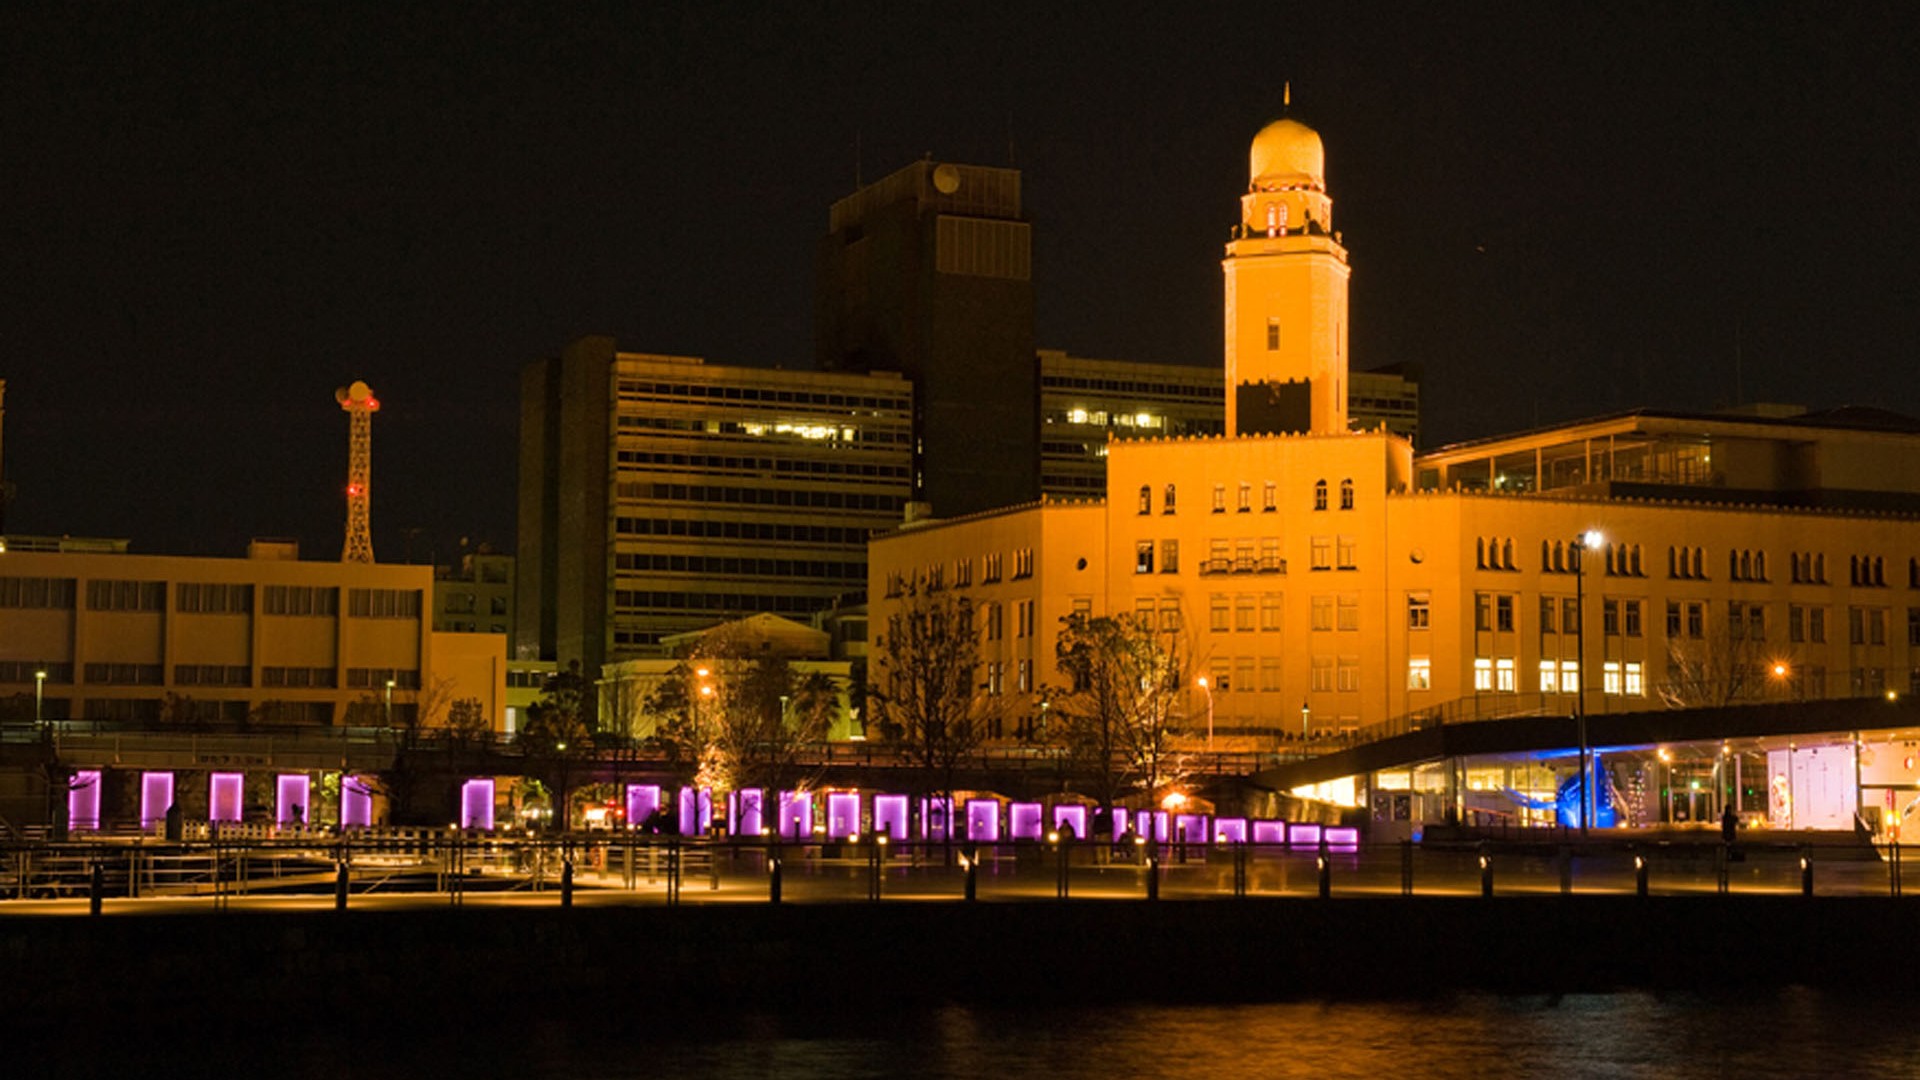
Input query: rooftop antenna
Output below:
<box><xmin>335</xmin><ymin>380</ymin><xmax>380</xmax><ymax>563</ymax></box>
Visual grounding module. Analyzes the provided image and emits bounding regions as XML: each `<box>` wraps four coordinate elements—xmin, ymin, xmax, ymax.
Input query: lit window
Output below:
<box><xmin>1495</xmin><ymin>658</ymin><xmax>1517</xmax><ymax>693</ymax></box>
<box><xmin>1603</xmin><ymin>661</ymin><xmax>1622</xmax><ymax>695</ymax></box>
<box><xmin>1624</xmin><ymin>662</ymin><xmax>1644</xmax><ymax>696</ymax></box>
<box><xmin>1560</xmin><ymin>661</ymin><xmax>1580</xmax><ymax>694</ymax></box>
<box><xmin>1473</xmin><ymin>658</ymin><xmax>1493</xmax><ymax>692</ymax></box>
<box><xmin>1538</xmin><ymin>661</ymin><xmax>1558</xmax><ymax>693</ymax></box>
<box><xmin>1408</xmin><ymin>658</ymin><xmax>1432</xmax><ymax>691</ymax></box>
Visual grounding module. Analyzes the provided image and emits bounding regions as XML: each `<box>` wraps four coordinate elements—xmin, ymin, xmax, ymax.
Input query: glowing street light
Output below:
<box><xmin>1196</xmin><ymin>676</ymin><xmax>1214</xmax><ymax>752</ymax></box>
<box><xmin>1572</xmin><ymin>529</ymin><xmax>1603</xmax><ymax>834</ymax></box>
<box><xmin>384</xmin><ymin>678</ymin><xmax>396</xmax><ymax>731</ymax></box>
<box><xmin>34</xmin><ymin>668</ymin><xmax>47</xmax><ymax>729</ymax></box>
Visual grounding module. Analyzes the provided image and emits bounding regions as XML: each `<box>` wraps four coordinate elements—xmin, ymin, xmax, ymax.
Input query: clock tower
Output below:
<box><xmin>1223</xmin><ymin>113</ymin><xmax>1351</xmax><ymax>436</ymax></box>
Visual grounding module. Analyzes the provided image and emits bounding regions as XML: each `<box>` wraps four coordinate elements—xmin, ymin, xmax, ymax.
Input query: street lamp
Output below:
<box><xmin>1196</xmin><ymin>676</ymin><xmax>1214</xmax><ymax>752</ymax></box>
<box><xmin>1572</xmin><ymin>529</ymin><xmax>1602</xmax><ymax>834</ymax></box>
<box><xmin>384</xmin><ymin>678</ymin><xmax>396</xmax><ymax>731</ymax></box>
<box><xmin>34</xmin><ymin>668</ymin><xmax>47</xmax><ymax>730</ymax></box>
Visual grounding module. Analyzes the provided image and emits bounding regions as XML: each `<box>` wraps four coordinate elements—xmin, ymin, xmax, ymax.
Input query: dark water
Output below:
<box><xmin>37</xmin><ymin>987</ymin><xmax>1914</xmax><ymax>1079</ymax></box>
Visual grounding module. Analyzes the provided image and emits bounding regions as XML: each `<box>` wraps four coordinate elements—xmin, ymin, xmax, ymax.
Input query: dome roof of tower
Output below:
<box><xmin>1249</xmin><ymin>117</ymin><xmax>1325</xmax><ymax>188</ymax></box>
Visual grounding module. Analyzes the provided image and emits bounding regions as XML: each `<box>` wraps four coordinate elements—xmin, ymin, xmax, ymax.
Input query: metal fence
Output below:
<box><xmin>1</xmin><ymin>830</ymin><xmax>1910</xmax><ymax>909</ymax></box>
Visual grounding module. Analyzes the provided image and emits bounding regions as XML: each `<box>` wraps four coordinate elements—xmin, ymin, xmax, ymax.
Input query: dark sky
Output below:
<box><xmin>5</xmin><ymin>2</ymin><xmax>1916</xmax><ymax>562</ymax></box>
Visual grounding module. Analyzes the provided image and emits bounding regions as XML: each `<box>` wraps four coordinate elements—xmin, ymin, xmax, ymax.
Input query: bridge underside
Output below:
<box><xmin>1248</xmin><ymin>697</ymin><xmax>1920</xmax><ymax>792</ymax></box>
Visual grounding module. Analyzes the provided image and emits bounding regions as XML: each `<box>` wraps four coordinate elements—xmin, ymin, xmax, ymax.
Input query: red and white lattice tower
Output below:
<box><xmin>335</xmin><ymin>380</ymin><xmax>380</xmax><ymax>563</ymax></box>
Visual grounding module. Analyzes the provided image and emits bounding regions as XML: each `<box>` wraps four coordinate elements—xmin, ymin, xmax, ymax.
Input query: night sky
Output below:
<box><xmin>5</xmin><ymin>3</ymin><xmax>1916</xmax><ymax>562</ymax></box>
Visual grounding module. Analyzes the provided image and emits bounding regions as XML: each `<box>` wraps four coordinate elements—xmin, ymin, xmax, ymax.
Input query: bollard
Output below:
<box><xmin>1400</xmin><ymin>840</ymin><xmax>1414</xmax><ymax>897</ymax></box>
<box><xmin>1053</xmin><ymin>831</ymin><xmax>1070</xmax><ymax>901</ymax></box>
<box><xmin>561</xmin><ymin>857</ymin><xmax>574</xmax><ymax>908</ymax></box>
<box><xmin>1891</xmin><ymin>841</ymin><xmax>1903</xmax><ymax>898</ymax></box>
<box><xmin>769</xmin><ymin>851</ymin><xmax>783</xmax><ymax>904</ymax></box>
<box><xmin>1317</xmin><ymin>854</ymin><xmax>1331</xmax><ymax>899</ymax></box>
<box><xmin>963</xmin><ymin>848</ymin><xmax>978</xmax><ymax>902</ymax></box>
<box><xmin>89</xmin><ymin>862</ymin><xmax>103</xmax><ymax>916</ymax></box>
<box><xmin>1479</xmin><ymin>853</ymin><xmax>1493</xmax><ymax>898</ymax></box>
<box><xmin>335</xmin><ymin>860</ymin><xmax>349</xmax><ymax>911</ymax></box>
<box><xmin>1801</xmin><ymin>852</ymin><xmax>1814</xmax><ymax>897</ymax></box>
<box><xmin>1635</xmin><ymin>853</ymin><xmax>1648</xmax><ymax>897</ymax></box>
<box><xmin>1146</xmin><ymin>849</ymin><xmax>1160</xmax><ymax>901</ymax></box>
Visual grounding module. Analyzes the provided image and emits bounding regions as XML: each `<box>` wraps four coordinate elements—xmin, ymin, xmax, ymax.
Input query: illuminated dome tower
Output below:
<box><xmin>1223</xmin><ymin>100</ymin><xmax>1351</xmax><ymax>436</ymax></box>
<box><xmin>336</xmin><ymin>380</ymin><xmax>380</xmax><ymax>563</ymax></box>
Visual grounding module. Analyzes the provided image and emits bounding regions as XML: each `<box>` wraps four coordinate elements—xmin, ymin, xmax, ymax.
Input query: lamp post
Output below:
<box><xmin>1196</xmin><ymin>676</ymin><xmax>1214</xmax><ymax>752</ymax></box>
<box><xmin>1301</xmin><ymin>701</ymin><xmax>1311</xmax><ymax>741</ymax></box>
<box><xmin>384</xmin><ymin>678</ymin><xmax>396</xmax><ymax>733</ymax></box>
<box><xmin>34</xmin><ymin>668</ymin><xmax>47</xmax><ymax>730</ymax></box>
<box><xmin>1573</xmin><ymin>529</ymin><xmax>1602</xmax><ymax>834</ymax></box>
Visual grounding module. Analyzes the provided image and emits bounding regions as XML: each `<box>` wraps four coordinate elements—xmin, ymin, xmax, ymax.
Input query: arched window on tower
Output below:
<box><xmin>1477</xmin><ymin>538</ymin><xmax>1487</xmax><ymax>570</ymax></box>
<box><xmin>1138</xmin><ymin>485</ymin><xmax>1151</xmax><ymax>515</ymax></box>
<box><xmin>1313</xmin><ymin>480</ymin><xmax>1328</xmax><ymax>511</ymax></box>
<box><xmin>1164</xmin><ymin>484</ymin><xmax>1177</xmax><ymax>513</ymax></box>
<box><xmin>1502</xmin><ymin>539</ymin><xmax>1515</xmax><ymax>571</ymax></box>
<box><xmin>1339</xmin><ymin>479</ymin><xmax>1354</xmax><ymax>510</ymax></box>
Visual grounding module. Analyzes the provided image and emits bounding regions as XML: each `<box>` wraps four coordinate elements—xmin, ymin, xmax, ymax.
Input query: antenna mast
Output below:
<box><xmin>335</xmin><ymin>380</ymin><xmax>380</xmax><ymax>563</ymax></box>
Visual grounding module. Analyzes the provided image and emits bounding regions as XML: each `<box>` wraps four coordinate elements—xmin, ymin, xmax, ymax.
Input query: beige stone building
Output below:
<box><xmin>0</xmin><ymin>540</ymin><xmax>505</xmax><ymax>730</ymax></box>
<box><xmin>869</xmin><ymin>115</ymin><xmax>1920</xmax><ymax>748</ymax></box>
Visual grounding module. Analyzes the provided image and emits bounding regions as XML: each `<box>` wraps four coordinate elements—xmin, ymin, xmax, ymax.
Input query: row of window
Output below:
<box><xmin>616</xmin><ymin>380</ymin><xmax>910</xmax><ymax>412</ymax></box>
<box><xmin>172</xmin><ymin>664</ymin><xmax>251</xmax><ymax>687</ymax></box>
<box><xmin>176</xmin><ymin>583</ymin><xmax>253</xmax><ymax>615</ymax></box>
<box><xmin>622</xmin><ymin>481</ymin><xmax>905</xmax><ymax>513</ymax></box>
<box><xmin>1133</xmin><ymin>479</ymin><xmax>1359</xmax><ymax>516</ymax></box>
<box><xmin>614</xmin><ymin>553</ymin><xmax>865</xmax><ymax>581</ymax></box>
<box><xmin>0</xmin><ymin>576</ymin><xmax>76</xmax><ymax>609</ymax></box>
<box><xmin>1208</xmin><ymin>593</ymin><xmax>1284</xmax><ymax>632</ymax></box>
<box><xmin>890</xmin><ymin>550</ymin><xmax>1034</xmax><ymax>598</ymax></box>
<box><xmin>345</xmin><ymin>668</ymin><xmax>421</xmax><ymax>690</ymax></box>
<box><xmin>613</xmin><ymin>591</ymin><xmax>828</xmax><ymax>615</ymax></box>
<box><xmin>86</xmin><ymin>580</ymin><xmax>165</xmax><ymax>612</ymax></box>
<box><xmin>261</xmin><ymin>667</ymin><xmax>340</xmax><ymax>689</ymax></box>
<box><xmin>980</xmin><ymin>600</ymin><xmax>1037</xmax><ymax>641</ymax></box>
<box><xmin>347</xmin><ymin>589</ymin><xmax>421</xmax><ymax>620</ymax></box>
<box><xmin>617</xmin><ymin>448</ymin><xmax>910</xmax><ymax>482</ymax></box>
<box><xmin>0</xmin><ymin>661</ymin><xmax>72</xmax><ymax>684</ymax></box>
<box><xmin>263</xmin><ymin>586</ymin><xmax>339</xmax><ymax>616</ymax></box>
<box><xmin>614</xmin><ymin>517</ymin><xmax>872</xmax><ymax>547</ymax></box>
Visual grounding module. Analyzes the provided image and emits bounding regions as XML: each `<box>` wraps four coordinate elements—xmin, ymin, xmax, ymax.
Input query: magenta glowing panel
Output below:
<box><xmin>209</xmin><ymin>772</ymin><xmax>244</xmax><ymax>824</ymax></box>
<box><xmin>698</xmin><ymin>787</ymin><xmax>714</xmax><ymax>833</ymax></box>
<box><xmin>460</xmin><ymin>778</ymin><xmax>495</xmax><ymax>830</ymax></box>
<box><xmin>965</xmin><ymin>799</ymin><xmax>1001</xmax><ymax>843</ymax></box>
<box><xmin>67</xmin><ymin>770</ymin><xmax>101</xmax><ymax>832</ymax></box>
<box><xmin>919</xmin><ymin>796</ymin><xmax>953</xmax><ymax>841</ymax></box>
<box><xmin>1325</xmin><ymin>826</ymin><xmax>1361</xmax><ymax>850</ymax></box>
<box><xmin>340</xmin><ymin>775</ymin><xmax>374</xmax><ymax>829</ymax></box>
<box><xmin>1008</xmin><ymin>802</ymin><xmax>1043</xmax><ymax>841</ymax></box>
<box><xmin>1052</xmin><ymin>804</ymin><xmax>1088</xmax><ymax>840</ymax></box>
<box><xmin>778</xmin><ymin>790</ymin><xmax>813</xmax><ymax>839</ymax></box>
<box><xmin>676</xmin><ymin>787</ymin><xmax>703</xmax><ymax>836</ymax></box>
<box><xmin>626</xmin><ymin>784</ymin><xmax>662</xmax><ymax>830</ymax></box>
<box><xmin>1215</xmin><ymin>817</ymin><xmax>1248</xmax><ymax>843</ymax></box>
<box><xmin>1110</xmin><ymin>807</ymin><xmax>1130</xmax><ymax>838</ymax></box>
<box><xmin>1289</xmin><ymin>823</ymin><xmax>1323</xmax><ymax>847</ymax></box>
<box><xmin>873</xmin><ymin>794</ymin><xmax>910</xmax><ymax>840</ymax></box>
<box><xmin>140</xmin><ymin>771</ymin><xmax>174</xmax><ymax>829</ymax></box>
<box><xmin>1173</xmin><ymin>813</ymin><xmax>1209</xmax><ymax>844</ymax></box>
<box><xmin>735</xmin><ymin>788</ymin><xmax>765</xmax><ymax>836</ymax></box>
<box><xmin>827</xmin><ymin>792</ymin><xmax>861</xmax><ymax>838</ymax></box>
<box><xmin>276</xmin><ymin>774</ymin><xmax>311</xmax><ymax>826</ymax></box>
<box><xmin>1251</xmin><ymin>820</ymin><xmax>1287</xmax><ymax>845</ymax></box>
<box><xmin>1150</xmin><ymin>810</ymin><xmax>1170</xmax><ymax>843</ymax></box>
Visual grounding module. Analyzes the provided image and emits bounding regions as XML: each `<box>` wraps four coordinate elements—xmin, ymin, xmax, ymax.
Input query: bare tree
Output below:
<box><xmin>1658</xmin><ymin>632</ymin><xmax>1779</xmax><ymax>708</ymax></box>
<box><xmin>868</xmin><ymin>585</ymin><xmax>999</xmax><ymax>798</ymax></box>
<box><xmin>446</xmin><ymin>696</ymin><xmax>490</xmax><ymax>747</ymax></box>
<box><xmin>1052</xmin><ymin>611</ymin><xmax>1189</xmax><ymax>806</ymax></box>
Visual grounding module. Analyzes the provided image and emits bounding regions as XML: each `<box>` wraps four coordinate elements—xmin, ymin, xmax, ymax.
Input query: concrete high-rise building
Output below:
<box><xmin>516</xmin><ymin>337</ymin><xmax>913</xmax><ymax>670</ymax></box>
<box><xmin>816</xmin><ymin>160</ymin><xmax>1040</xmax><ymax>517</ymax></box>
<box><xmin>1038</xmin><ymin>350</ymin><xmax>1226</xmax><ymax>499</ymax></box>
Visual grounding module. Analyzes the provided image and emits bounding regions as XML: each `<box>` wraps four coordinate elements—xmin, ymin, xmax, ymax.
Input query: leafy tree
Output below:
<box><xmin>869</xmin><ymin>585</ymin><xmax>998</xmax><ymax>798</ymax></box>
<box><xmin>446</xmin><ymin>696</ymin><xmax>490</xmax><ymax>746</ymax></box>
<box><xmin>1052</xmin><ymin>611</ymin><xmax>1189</xmax><ymax>806</ymax></box>
<box><xmin>521</xmin><ymin>660</ymin><xmax>594</xmax><ymax>750</ymax></box>
<box><xmin>647</xmin><ymin>624</ymin><xmax>837</xmax><ymax>792</ymax></box>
